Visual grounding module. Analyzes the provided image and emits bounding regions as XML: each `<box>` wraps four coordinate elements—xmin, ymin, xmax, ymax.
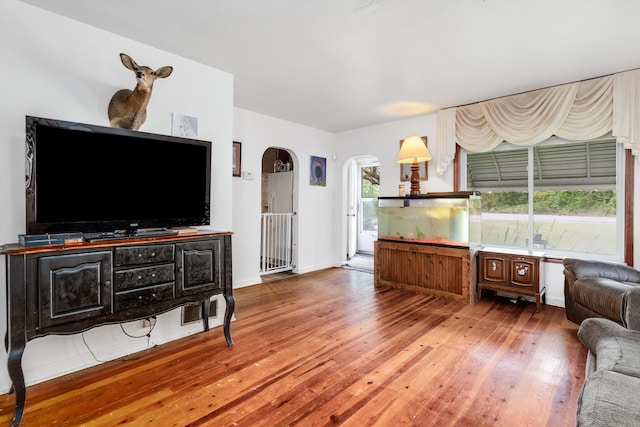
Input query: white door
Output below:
<box><xmin>356</xmin><ymin>163</ymin><xmax>380</xmax><ymax>254</ymax></box>
<box><xmin>346</xmin><ymin>161</ymin><xmax>358</xmax><ymax>259</ymax></box>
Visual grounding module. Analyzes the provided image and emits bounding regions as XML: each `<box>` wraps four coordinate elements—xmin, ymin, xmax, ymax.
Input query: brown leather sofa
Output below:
<box><xmin>563</xmin><ymin>258</ymin><xmax>640</xmax><ymax>330</ymax></box>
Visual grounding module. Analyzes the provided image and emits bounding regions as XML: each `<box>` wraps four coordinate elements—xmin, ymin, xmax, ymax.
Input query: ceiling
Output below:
<box><xmin>18</xmin><ymin>0</ymin><xmax>640</xmax><ymax>133</ymax></box>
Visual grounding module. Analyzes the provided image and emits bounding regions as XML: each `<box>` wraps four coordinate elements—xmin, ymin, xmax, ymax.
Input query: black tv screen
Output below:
<box><xmin>25</xmin><ymin>116</ymin><xmax>211</xmax><ymax>235</ymax></box>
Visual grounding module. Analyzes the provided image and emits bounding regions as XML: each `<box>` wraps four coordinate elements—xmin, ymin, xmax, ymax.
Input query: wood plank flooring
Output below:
<box><xmin>0</xmin><ymin>267</ymin><xmax>586</xmax><ymax>426</ymax></box>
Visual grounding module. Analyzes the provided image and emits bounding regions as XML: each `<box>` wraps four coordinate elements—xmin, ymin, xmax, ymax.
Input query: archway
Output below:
<box><xmin>260</xmin><ymin>147</ymin><xmax>297</xmax><ymax>275</ymax></box>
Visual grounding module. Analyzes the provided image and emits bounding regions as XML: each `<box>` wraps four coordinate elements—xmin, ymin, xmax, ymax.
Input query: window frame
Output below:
<box><xmin>456</xmin><ymin>139</ymin><xmax>632</xmax><ymax>263</ymax></box>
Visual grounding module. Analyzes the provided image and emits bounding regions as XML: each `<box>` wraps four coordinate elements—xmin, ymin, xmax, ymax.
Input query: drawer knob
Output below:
<box><xmin>138</xmin><ymin>296</ymin><xmax>143</xmax><ymax>300</ymax></box>
<box><xmin>151</xmin><ymin>252</ymin><xmax>156</xmax><ymax>257</ymax></box>
<box><xmin>104</xmin><ymin>280</ymin><xmax>111</xmax><ymax>288</ymax></box>
<box><xmin>138</xmin><ymin>276</ymin><xmax>142</xmax><ymax>280</ymax></box>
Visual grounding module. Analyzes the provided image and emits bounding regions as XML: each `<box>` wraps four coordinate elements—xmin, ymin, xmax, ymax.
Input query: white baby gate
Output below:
<box><xmin>260</xmin><ymin>212</ymin><xmax>295</xmax><ymax>274</ymax></box>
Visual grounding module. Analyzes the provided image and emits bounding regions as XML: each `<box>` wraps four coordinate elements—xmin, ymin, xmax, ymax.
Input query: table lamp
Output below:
<box><xmin>397</xmin><ymin>135</ymin><xmax>431</xmax><ymax>195</ymax></box>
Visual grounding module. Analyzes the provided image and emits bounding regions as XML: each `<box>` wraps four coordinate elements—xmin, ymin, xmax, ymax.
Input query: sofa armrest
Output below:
<box><xmin>578</xmin><ymin>318</ymin><xmax>640</xmax><ymax>352</ymax></box>
<box><xmin>623</xmin><ymin>287</ymin><xmax>640</xmax><ymax>330</ymax></box>
<box><xmin>563</xmin><ymin>258</ymin><xmax>640</xmax><ymax>284</ymax></box>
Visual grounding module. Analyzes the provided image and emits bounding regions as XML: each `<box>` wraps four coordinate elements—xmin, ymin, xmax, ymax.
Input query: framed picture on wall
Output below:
<box><xmin>310</xmin><ymin>155</ymin><xmax>326</xmax><ymax>186</ymax></box>
<box><xmin>399</xmin><ymin>136</ymin><xmax>428</xmax><ymax>182</ymax></box>
<box><xmin>232</xmin><ymin>141</ymin><xmax>241</xmax><ymax>177</ymax></box>
<box><xmin>171</xmin><ymin>113</ymin><xmax>198</xmax><ymax>137</ymax></box>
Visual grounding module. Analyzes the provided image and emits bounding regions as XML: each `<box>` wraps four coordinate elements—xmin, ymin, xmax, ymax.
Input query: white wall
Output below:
<box><xmin>333</xmin><ymin>114</ymin><xmax>569</xmax><ymax>308</ymax></box>
<box><xmin>335</xmin><ymin>115</ymin><xmax>452</xmax><ymax>197</ymax></box>
<box><xmin>333</xmin><ymin>114</ymin><xmax>453</xmax><ymax>267</ymax></box>
<box><xmin>0</xmin><ymin>0</ymin><xmax>233</xmax><ymax>390</ymax></box>
<box><xmin>232</xmin><ymin>108</ymin><xmax>337</xmax><ymax>287</ymax></box>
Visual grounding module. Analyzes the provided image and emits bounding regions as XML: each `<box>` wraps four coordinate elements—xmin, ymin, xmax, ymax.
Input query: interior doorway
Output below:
<box><xmin>345</xmin><ymin>156</ymin><xmax>380</xmax><ymax>259</ymax></box>
<box><xmin>260</xmin><ymin>148</ymin><xmax>296</xmax><ymax>275</ymax></box>
<box><xmin>357</xmin><ymin>163</ymin><xmax>380</xmax><ymax>254</ymax></box>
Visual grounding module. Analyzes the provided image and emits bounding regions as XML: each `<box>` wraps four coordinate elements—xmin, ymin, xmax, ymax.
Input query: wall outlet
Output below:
<box><xmin>242</xmin><ymin>171</ymin><xmax>254</xmax><ymax>180</ymax></box>
<box><xmin>142</xmin><ymin>317</ymin><xmax>156</xmax><ymax>328</ymax></box>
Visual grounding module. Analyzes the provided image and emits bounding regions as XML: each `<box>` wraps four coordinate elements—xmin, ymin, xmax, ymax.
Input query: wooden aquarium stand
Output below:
<box><xmin>374</xmin><ymin>240</ymin><xmax>476</xmax><ymax>304</ymax></box>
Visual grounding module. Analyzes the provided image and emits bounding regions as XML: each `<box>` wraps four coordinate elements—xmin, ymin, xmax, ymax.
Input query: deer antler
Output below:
<box><xmin>107</xmin><ymin>53</ymin><xmax>173</xmax><ymax>130</ymax></box>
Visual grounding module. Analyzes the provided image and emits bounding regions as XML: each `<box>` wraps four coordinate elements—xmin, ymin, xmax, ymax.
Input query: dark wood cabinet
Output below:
<box><xmin>477</xmin><ymin>247</ymin><xmax>545</xmax><ymax>311</ymax></box>
<box><xmin>1</xmin><ymin>232</ymin><xmax>233</xmax><ymax>427</ymax></box>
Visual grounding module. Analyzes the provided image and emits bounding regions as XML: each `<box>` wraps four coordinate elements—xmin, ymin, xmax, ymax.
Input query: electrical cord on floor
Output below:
<box><xmin>81</xmin><ymin>319</ymin><xmax>156</xmax><ymax>363</ymax></box>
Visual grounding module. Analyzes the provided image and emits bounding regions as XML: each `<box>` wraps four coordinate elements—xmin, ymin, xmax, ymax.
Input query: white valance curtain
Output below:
<box><xmin>436</xmin><ymin>69</ymin><xmax>640</xmax><ymax>176</ymax></box>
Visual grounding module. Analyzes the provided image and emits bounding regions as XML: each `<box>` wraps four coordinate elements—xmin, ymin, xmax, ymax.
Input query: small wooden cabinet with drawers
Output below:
<box><xmin>477</xmin><ymin>247</ymin><xmax>545</xmax><ymax>311</ymax></box>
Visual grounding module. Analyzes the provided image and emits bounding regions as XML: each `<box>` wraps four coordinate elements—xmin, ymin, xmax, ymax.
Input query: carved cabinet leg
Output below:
<box><xmin>224</xmin><ymin>294</ymin><xmax>235</xmax><ymax>346</ymax></box>
<box><xmin>201</xmin><ymin>299</ymin><xmax>210</xmax><ymax>332</ymax></box>
<box><xmin>7</xmin><ymin>344</ymin><xmax>26</xmax><ymax>426</ymax></box>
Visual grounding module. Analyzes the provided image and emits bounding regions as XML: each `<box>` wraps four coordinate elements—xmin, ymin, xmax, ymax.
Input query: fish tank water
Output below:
<box><xmin>378</xmin><ymin>192</ymin><xmax>481</xmax><ymax>247</ymax></box>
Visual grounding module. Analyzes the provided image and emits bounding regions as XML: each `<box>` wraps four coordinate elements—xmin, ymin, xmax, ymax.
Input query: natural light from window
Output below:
<box><xmin>463</xmin><ymin>137</ymin><xmax>621</xmax><ymax>258</ymax></box>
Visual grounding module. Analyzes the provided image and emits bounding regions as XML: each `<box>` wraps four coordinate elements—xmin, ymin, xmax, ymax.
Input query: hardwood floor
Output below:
<box><xmin>0</xmin><ymin>268</ymin><xmax>586</xmax><ymax>426</ymax></box>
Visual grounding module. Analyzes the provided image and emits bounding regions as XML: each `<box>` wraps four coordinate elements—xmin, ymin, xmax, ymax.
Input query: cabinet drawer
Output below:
<box><xmin>114</xmin><ymin>283</ymin><xmax>174</xmax><ymax>311</ymax></box>
<box><xmin>114</xmin><ymin>245</ymin><xmax>174</xmax><ymax>266</ymax></box>
<box><xmin>114</xmin><ymin>264</ymin><xmax>175</xmax><ymax>291</ymax></box>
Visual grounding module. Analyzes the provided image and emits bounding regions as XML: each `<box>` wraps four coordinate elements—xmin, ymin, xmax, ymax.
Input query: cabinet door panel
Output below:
<box><xmin>479</xmin><ymin>255</ymin><xmax>508</xmax><ymax>286</ymax></box>
<box><xmin>510</xmin><ymin>258</ymin><xmax>537</xmax><ymax>288</ymax></box>
<box><xmin>38</xmin><ymin>251</ymin><xmax>113</xmax><ymax>328</ymax></box>
<box><xmin>176</xmin><ymin>240</ymin><xmax>222</xmax><ymax>297</ymax></box>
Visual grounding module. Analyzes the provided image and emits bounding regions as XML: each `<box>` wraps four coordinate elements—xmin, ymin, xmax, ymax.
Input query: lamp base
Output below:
<box><xmin>409</xmin><ymin>162</ymin><xmax>421</xmax><ymax>195</ymax></box>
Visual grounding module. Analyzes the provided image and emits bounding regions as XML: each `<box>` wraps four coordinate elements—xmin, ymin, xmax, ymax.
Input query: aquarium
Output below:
<box><xmin>377</xmin><ymin>192</ymin><xmax>481</xmax><ymax>247</ymax></box>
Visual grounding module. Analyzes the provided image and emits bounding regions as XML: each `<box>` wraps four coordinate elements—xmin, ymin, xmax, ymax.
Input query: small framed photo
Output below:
<box><xmin>310</xmin><ymin>155</ymin><xmax>326</xmax><ymax>186</ymax></box>
<box><xmin>399</xmin><ymin>136</ymin><xmax>428</xmax><ymax>182</ymax></box>
<box><xmin>232</xmin><ymin>141</ymin><xmax>241</xmax><ymax>177</ymax></box>
<box><xmin>171</xmin><ymin>113</ymin><xmax>198</xmax><ymax>137</ymax></box>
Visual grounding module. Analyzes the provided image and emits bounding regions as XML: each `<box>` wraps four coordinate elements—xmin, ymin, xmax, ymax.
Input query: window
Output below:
<box><xmin>360</xmin><ymin>165</ymin><xmax>380</xmax><ymax>234</ymax></box>
<box><xmin>463</xmin><ymin>136</ymin><xmax>622</xmax><ymax>258</ymax></box>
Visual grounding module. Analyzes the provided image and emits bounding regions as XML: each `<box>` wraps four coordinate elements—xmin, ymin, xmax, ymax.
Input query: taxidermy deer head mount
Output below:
<box><xmin>107</xmin><ymin>53</ymin><xmax>173</xmax><ymax>130</ymax></box>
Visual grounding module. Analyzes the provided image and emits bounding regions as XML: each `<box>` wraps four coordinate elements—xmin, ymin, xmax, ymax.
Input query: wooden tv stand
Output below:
<box><xmin>0</xmin><ymin>231</ymin><xmax>234</xmax><ymax>426</ymax></box>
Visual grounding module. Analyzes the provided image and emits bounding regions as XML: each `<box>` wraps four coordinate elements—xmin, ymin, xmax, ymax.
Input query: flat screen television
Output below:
<box><xmin>25</xmin><ymin>116</ymin><xmax>212</xmax><ymax>237</ymax></box>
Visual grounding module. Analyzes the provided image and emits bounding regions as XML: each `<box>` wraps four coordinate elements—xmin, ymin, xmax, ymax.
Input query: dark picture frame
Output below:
<box><xmin>232</xmin><ymin>141</ymin><xmax>241</xmax><ymax>177</ymax></box>
<box><xmin>399</xmin><ymin>136</ymin><xmax>428</xmax><ymax>182</ymax></box>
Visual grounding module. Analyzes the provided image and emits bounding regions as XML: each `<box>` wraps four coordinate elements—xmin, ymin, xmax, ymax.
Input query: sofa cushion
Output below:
<box><xmin>594</xmin><ymin>337</ymin><xmax>640</xmax><ymax>379</ymax></box>
<box><xmin>577</xmin><ymin>370</ymin><xmax>640</xmax><ymax>427</ymax></box>
<box><xmin>573</xmin><ymin>278</ymin><xmax>631</xmax><ymax>321</ymax></box>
